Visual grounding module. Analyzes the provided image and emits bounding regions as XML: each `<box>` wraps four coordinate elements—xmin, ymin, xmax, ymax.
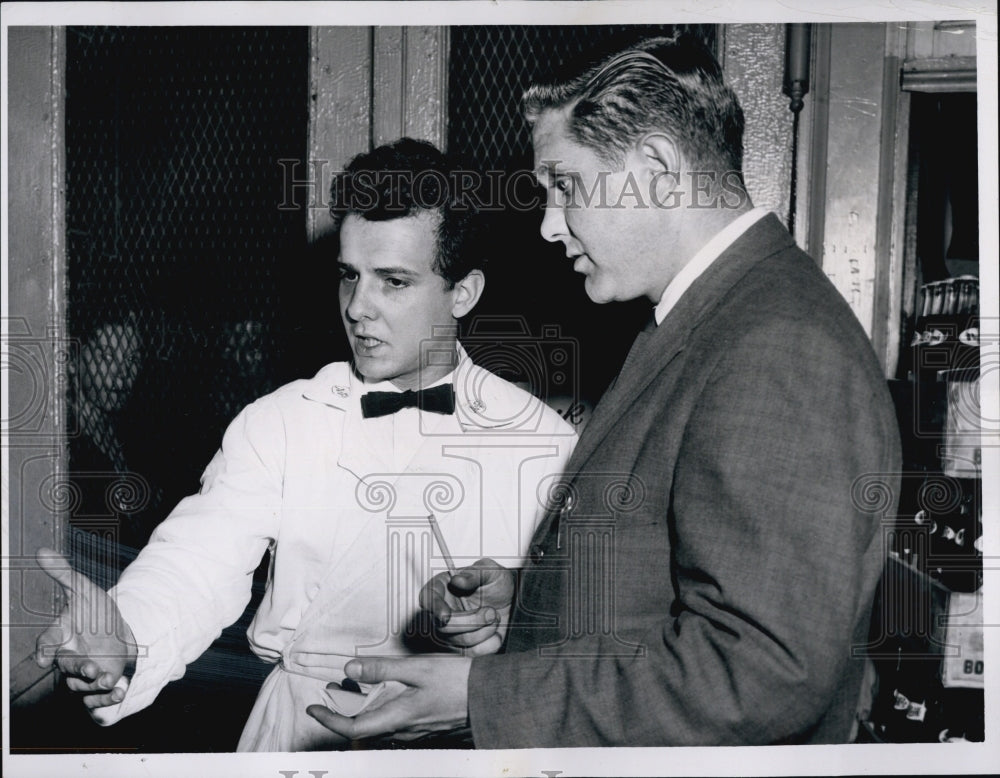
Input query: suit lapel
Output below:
<box><xmin>564</xmin><ymin>214</ymin><xmax>795</xmax><ymax>475</ymax></box>
<box><xmin>564</xmin><ymin>311</ymin><xmax>688</xmax><ymax>474</ymax></box>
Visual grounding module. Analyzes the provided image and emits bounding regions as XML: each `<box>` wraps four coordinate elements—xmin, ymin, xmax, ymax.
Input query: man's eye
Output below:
<box><xmin>554</xmin><ymin>178</ymin><xmax>572</xmax><ymax>194</ymax></box>
<box><xmin>338</xmin><ymin>268</ymin><xmax>358</xmax><ymax>282</ymax></box>
<box><xmin>386</xmin><ymin>277</ymin><xmax>408</xmax><ymax>289</ymax></box>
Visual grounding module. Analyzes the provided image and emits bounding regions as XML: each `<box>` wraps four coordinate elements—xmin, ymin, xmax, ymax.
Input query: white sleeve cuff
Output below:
<box><xmin>90</xmin><ymin>587</ymin><xmax>188</xmax><ymax>725</ymax></box>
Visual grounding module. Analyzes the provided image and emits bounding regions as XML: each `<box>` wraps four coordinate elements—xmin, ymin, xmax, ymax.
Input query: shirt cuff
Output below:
<box><xmin>90</xmin><ymin>586</ymin><xmax>187</xmax><ymax>725</ymax></box>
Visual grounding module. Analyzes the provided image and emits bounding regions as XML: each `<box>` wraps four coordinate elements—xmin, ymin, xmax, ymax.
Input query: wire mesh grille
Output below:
<box><xmin>65</xmin><ymin>27</ymin><xmax>309</xmax><ymax>552</ymax></box>
<box><xmin>447</xmin><ymin>26</ymin><xmax>717</xmax><ymax>402</ymax></box>
<box><xmin>449</xmin><ymin>25</ymin><xmax>716</xmax><ymax>169</ymax></box>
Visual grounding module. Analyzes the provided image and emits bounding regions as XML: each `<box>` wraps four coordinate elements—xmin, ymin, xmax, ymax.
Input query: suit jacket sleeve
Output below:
<box><xmin>468</xmin><ymin>313</ymin><xmax>900</xmax><ymax>746</ymax></box>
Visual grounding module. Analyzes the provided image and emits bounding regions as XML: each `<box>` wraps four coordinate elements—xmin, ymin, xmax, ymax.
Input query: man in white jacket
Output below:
<box><xmin>35</xmin><ymin>138</ymin><xmax>577</xmax><ymax>751</ymax></box>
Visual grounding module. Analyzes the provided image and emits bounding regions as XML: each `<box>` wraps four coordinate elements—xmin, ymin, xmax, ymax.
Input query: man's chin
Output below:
<box><xmin>583</xmin><ymin>277</ymin><xmax>613</xmax><ymax>305</ymax></box>
<box><xmin>353</xmin><ymin>357</ymin><xmax>390</xmax><ymax>383</ymax></box>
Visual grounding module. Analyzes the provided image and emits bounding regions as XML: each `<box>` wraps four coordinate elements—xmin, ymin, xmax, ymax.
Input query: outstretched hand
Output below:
<box><xmin>307</xmin><ymin>655</ymin><xmax>472</xmax><ymax>741</ymax></box>
<box><xmin>34</xmin><ymin>547</ymin><xmax>137</xmax><ymax>710</ymax></box>
<box><xmin>419</xmin><ymin>557</ymin><xmax>515</xmax><ymax>656</ymax></box>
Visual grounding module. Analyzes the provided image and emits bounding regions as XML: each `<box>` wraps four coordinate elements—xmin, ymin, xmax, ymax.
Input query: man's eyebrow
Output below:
<box><xmin>337</xmin><ymin>261</ymin><xmax>420</xmax><ymax>277</ymax></box>
<box><xmin>337</xmin><ymin>260</ymin><xmax>419</xmax><ymax>276</ymax></box>
<box><xmin>373</xmin><ymin>266</ymin><xmax>419</xmax><ymax>278</ymax></box>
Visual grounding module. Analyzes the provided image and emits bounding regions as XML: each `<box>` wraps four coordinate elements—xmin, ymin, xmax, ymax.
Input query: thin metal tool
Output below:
<box><xmin>427</xmin><ymin>513</ymin><xmax>468</xmax><ymax>612</ymax></box>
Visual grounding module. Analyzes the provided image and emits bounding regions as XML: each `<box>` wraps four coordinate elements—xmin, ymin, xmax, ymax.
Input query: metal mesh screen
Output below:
<box><xmin>447</xmin><ymin>26</ymin><xmax>717</xmax><ymax>403</ymax></box>
<box><xmin>65</xmin><ymin>27</ymin><xmax>309</xmax><ymax>557</ymax></box>
<box><xmin>18</xmin><ymin>27</ymin><xmax>313</xmax><ymax>754</ymax></box>
<box><xmin>448</xmin><ymin>25</ymin><xmax>716</xmax><ymax>169</ymax></box>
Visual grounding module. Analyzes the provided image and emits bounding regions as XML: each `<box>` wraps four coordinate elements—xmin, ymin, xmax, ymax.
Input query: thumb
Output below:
<box><xmin>36</xmin><ymin>547</ymin><xmax>82</xmax><ymax>594</ymax></box>
<box><xmin>344</xmin><ymin>657</ymin><xmax>432</xmax><ymax>687</ymax></box>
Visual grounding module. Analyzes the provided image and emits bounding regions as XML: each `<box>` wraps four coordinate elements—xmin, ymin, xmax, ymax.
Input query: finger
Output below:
<box><xmin>450</xmin><ymin>559</ymin><xmax>514</xmax><ymax>601</ymax></box>
<box><xmin>418</xmin><ymin>573</ymin><xmax>454</xmax><ymax>622</ymax></box>
<box><xmin>34</xmin><ymin>648</ymin><xmax>54</xmax><ymax>670</ymax></box>
<box><xmin>444</xmin><ymin>557</ymin><xmax>500</xmax><ymax>597</ymax></box>
<box><xmin>82</xmin><ymin>685</ymin><xmax>126</xmax><ymax>710</ymax></box>
<box><xmin>66</xmin><ymin>675</ymin><xmax>109</xmax><ymax>693</ymax></box>
<box><xmin>36</xmin><ymin>548</ymin><xmax>86</xmax><ymax>595</ymax></box>
<box><xmin>306</xmin><ymin>705</ymin><xmax>366</xmax><ymax>740</ymax></box>
<box><xmin>462</xmin><ymin>633</ymin><xmax>503</xmax><ymax>657</ymax></box>
<box><xmin>66</xmin><ymin>670</ymin><xmax>120</xmax><ymax>693</ymax></box>
<box><xmin>307</xmin><ymin>701</ymin><xmax>416</xmax><ymax>741</ymax></box>
<box><xmin>438</xmin><ymin>622</ymin><xmax>500</xmax><ymax>649</ymax></box>
<box><xmin>435</xmin><ymin>608</ymin><xmax>498</xmax><ymax>637</ymax></box>
<box><xmin>461</xmin><ymin>556</ymin><xmax>504</xmax><ymax>582</ymax></box>
<box><xmin>66</xmin><ymin>676</ymin><xmax>99</xmax><ymax>693</ymax></box>
<box><xmin>35</xmin><ymin>623</ymin><xmax>72</xmax><ymax>668</ymax></box>
<box><xmin>446</xmin><ymin>570</ymin><xmax>481</xmax><ymax>598</ymax></box>
<box><xmin>54</xmin><ymin>650</ymin><xmax>102</xmax><ymax>681</ymax></box>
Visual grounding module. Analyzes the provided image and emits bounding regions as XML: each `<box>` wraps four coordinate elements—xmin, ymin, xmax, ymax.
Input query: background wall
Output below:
<box><xmin>721</xmin><ymin>24</ymin><xmax>795</xmax><ymax>225</ymax></box>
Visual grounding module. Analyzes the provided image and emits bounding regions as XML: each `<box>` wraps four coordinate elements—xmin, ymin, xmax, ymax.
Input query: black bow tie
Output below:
<box><xmin>360</xmin><ymin>383</ymin><xmax>456</xmax><ymax>419</ymax></box>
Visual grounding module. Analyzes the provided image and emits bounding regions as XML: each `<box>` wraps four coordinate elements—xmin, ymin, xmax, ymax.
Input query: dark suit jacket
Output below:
<box><xmin>468</xmin><ymin>214</ymin><xmax>901</xmax><ymax>746</ymax></box>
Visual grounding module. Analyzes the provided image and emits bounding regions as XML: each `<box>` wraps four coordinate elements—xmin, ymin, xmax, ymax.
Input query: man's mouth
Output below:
<box><xmin>571</xmin><ymin>254</ymin><xmax>591</xmax><ymax>274</ymax></box>
<box><xmin>354</xmin><ymin>335</ymin><xmax>384</xmax><ymax>351</ymax></box>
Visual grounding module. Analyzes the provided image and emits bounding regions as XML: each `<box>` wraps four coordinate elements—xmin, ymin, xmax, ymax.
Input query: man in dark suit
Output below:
<box><xmin>309</xmin><ymin>34</ymin><xmax>901</xmax><ymax>747</ymax></box>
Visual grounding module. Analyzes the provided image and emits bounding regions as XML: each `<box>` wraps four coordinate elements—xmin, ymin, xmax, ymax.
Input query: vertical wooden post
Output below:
<box><xmin>307</xmin><ymin>27</ymin><xmax>372</xmax><ymax>243</ymax></box>
<box><xmin>372</xmin><ymin>27</ymin><xmax>449</xmax><ymax>150</ymax></box>
<box><xmin>721</xmin><ymin>24</ymin><xmax>795</xmax><ymax>224</ymax></box>
<box><xmin>817</xmin><ymin>25</ymin><xmax>887</xmax><ymax>343</ymax></box>
<box><xmin>306</xmin><ymin>26</ymin><xmax>449</xmax><ymax>245</ymax></box>
<box><xmin>878</xmin><ymin>24</ymin><xmax>910</xmax><ymax>378</ymax></box>
<box><xmin>7</xmin><ymin>26</ymin><xmax>68</xmax><ymax>705</ymax></box>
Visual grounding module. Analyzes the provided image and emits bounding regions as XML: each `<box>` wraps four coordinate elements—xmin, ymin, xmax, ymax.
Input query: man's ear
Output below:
<box><xmin>639</xmin><ymin>132</ymin><xmax>680</xmax><ymax>173</ymax></box>
<box><xmin>451</xmin><ymin>269</ymin><xmax>485</xmax><ymax>318</ymax></box>
<box><xmin>637</xmin><ymin>133</ymin><xmax>682</xmax><ymax>204</ymax></box>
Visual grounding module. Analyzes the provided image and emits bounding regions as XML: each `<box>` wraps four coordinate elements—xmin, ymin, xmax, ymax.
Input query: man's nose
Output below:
<box><xmin>344</xmin><ymin>282</ymin><xmax>376</xmax><ymax>322</ymax></box>
<box><xmin>539</xmin><ymin>202</ymin><xmax>568</xmax><ymax>244</ymax></box>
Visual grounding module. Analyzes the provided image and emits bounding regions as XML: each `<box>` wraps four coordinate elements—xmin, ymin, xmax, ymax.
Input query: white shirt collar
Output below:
<box><xmin>654</xmin><ymin>207</ymin><xmax>771</xmax><ymax>325</ymax></box>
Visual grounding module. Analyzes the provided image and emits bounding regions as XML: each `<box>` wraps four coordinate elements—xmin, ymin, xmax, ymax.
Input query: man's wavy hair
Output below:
<box><xmin>523</xmin><ymin>35</ymin><xmax>744</xmax><ymax>174</ymax></box>
<box><xmin>329</xmin><ymin>138</ymin><xmax>484</xmax><ymax>288</ymax></box>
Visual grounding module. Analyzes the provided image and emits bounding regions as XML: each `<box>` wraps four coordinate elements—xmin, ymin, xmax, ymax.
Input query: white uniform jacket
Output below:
<box><xmin>95</xmin><ymin>348</ymin><xmax>577</xmax><ymax>750</ymax></box>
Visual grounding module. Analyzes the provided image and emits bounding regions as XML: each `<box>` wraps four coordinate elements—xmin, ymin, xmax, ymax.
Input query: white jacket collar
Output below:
<box><xmin>301</xmin><ymin>344</ymin><xmax>472</xmax><ymax>414</ymax></box>
<box><xmin>301</xmin><ymin>343</ymin><xmax>536</xmax><ymax>431</ymax></box>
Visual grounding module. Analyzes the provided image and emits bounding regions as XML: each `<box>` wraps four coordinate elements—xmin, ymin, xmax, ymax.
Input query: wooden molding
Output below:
<box><xmin>902</xmin><ymin>57</ymin><xmax>977</xmax><ymax>92</ymax></box>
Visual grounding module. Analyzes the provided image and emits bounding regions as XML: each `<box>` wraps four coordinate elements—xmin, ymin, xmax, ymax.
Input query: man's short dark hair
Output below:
<box><xmin>329</xmin><ymin>138</ymin><xmax>484</xmax><ymax>287</ymax></box>
<box><xmin>523</xmin><ymin>35</ymin><xmax>744</xmax><ymax>174</ymax></box>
